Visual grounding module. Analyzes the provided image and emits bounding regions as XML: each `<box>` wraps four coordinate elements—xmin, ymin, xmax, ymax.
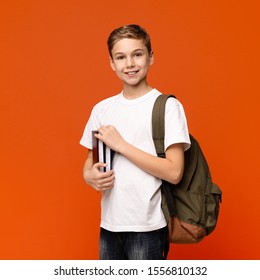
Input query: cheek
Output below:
<box><xmin>112</xmin><ymin>62</ymin><xmax>124</xmax><ymax>73</ymax></box>
<box><xmin>142</xmin><ymin>60</ymin><xmax>152</xmax><ymax>70</ymax></box>
<box><xmin>112</xmin><ymin>66</ymin><xmax>124</xmax><ymax>78</ymax></box>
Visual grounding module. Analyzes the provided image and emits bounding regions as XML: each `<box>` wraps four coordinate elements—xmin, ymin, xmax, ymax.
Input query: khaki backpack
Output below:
<box><xmin>152</xmin><ymin>94</ymin><xmax>222</xmax><ymax>250</ymax></box>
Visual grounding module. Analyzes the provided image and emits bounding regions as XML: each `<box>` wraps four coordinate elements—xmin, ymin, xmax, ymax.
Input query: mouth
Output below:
<box><xmin>125</xmin><ymin>70</ymin><xmax>139</xmax><ymax>76</ymax></box>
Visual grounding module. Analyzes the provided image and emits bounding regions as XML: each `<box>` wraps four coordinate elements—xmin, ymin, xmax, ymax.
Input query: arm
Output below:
<box><xmin>119</xmin><ymin>141</ymin><xmax>184</xmax><ymax>184</ymax></box>
<box><xmin>83</xmin><ymin>149</ymin><xmax>115</xmax><ymax>192</ymax></box>
<box><xmin>95</xmin><ymin>126</ymin><xmax>184</xmax><ymax>185</ymax></box>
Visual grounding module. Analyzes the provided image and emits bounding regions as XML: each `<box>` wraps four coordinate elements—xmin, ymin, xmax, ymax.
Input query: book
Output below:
<box><xmin>92</xmin><ymin>130</ymin><xmax>115</xmax><ymax>172</ymax></box>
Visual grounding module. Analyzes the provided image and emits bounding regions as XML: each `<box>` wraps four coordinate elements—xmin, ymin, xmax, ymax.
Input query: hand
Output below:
<box><xmin>95</xmin><ymin>125</ymin><xmax>126</xmax><ymax>153</ymax></box>
<box><xmin>83</xmin><ymin>162</ymin><xmax>115</xmax><ymax>192</ymax></box>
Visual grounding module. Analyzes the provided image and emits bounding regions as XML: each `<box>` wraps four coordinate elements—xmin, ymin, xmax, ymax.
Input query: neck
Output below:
<box><xmin>122</xmin><ymin>83</ymin><xmax>153</xmax><ymax>100</ymax></box>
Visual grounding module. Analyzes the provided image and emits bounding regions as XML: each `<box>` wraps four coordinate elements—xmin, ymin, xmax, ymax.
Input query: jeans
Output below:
<box><xmin>99</xmin><ymin>227</ymin><xmax>168</xmax><ymax>260</ymax></box>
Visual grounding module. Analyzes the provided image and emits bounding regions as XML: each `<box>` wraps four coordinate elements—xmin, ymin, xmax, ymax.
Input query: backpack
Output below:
<box><xmin>152</xmin><ymin>94</ymin><xmax>222</xmax><ymax>249</ymax></box>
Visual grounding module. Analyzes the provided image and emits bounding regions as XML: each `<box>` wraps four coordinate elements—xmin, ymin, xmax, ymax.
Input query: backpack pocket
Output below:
<box><xmin>205</xmin><ymin>182</ymin><xmax>222</xmax><ymax>235</ymax></box>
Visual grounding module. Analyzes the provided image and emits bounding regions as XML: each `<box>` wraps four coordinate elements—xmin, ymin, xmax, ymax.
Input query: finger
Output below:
<box><xmin>93</xmin><ymin>162</ymin><xmax>107</xmax><ymax>170</ymax></box>
<box><xmin>96</xmin><ymin>182</ymin><xmax>114</xmax><ymax>192</ymax></box>
<box><xmin>101</xmin><ymin>181</ymin><xmax>114</xmax><ymax>189</ymax></box>
<box><xmin>97</xmin><ymin>169</ymin><xmax>114</xmax><ymax>179</ymax></box>
<box><xmin>98</xmin><ymin>125</ymin><xmax>113</xmax><ymax>135</ymax></box>
<box><xmin>94</xmin><ymin>130</ymin><xmax>102</xmax><ymax>139</ymax></box>
<box><xmin>97</xmin><ymin>126</ymin><xmax>105</xmax><ymax>135</ymax></box>
<box><xmin>97</xmin><ymin>174</ymin><xmax>115</xmax><ymax>186</ymax></box>
<box><xmin>96</xmin><ymin>174</ymin><xmax>115</xmax><ymax>189</ymax></box>
<box><xmin>98</xmin><ymin>186</ymin><xmax>113</xmax><ymax>192</ymax></box>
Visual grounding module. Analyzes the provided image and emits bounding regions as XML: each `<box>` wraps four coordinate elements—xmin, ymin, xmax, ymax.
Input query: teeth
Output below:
<box><xmin>127</xmin><ymin>71</ymin><xmax>137</xmax><ymax>75</ymax></box>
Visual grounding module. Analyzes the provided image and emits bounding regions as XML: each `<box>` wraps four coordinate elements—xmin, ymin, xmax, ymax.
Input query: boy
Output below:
<box><xmin>80</xmin><ymin>24</ymin><xmax>190</xmax><ymax>260</ymax></box>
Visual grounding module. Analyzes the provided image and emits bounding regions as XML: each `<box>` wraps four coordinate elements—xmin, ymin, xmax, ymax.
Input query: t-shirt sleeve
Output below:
<box><xmin>164</xmin><ymin>98</ymin><xmax>191</xmax><ymax>151</ymax></box>
<box><xmin>79</xmin><ymin>108</ymin><xmax>100</xmax><ymax>149</ymax></box>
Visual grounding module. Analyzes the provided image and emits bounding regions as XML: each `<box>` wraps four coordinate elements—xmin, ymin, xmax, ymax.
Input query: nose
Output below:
<box><xmin>126</xmin><ymin>57</ymin><xmax>135</xmax><ymax>68</ymax></box>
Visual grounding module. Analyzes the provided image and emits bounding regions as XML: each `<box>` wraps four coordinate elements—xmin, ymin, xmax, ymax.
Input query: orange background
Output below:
<box><xmin>1</xmin><ymin>0</ymin><xmax>259</xmax><ymax>260</ymax></box>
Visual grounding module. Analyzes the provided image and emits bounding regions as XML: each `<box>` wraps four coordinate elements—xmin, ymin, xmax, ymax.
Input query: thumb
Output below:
<box><xmin>93</xmin><ymin>162</ymin><xmax>107</xmax><ymax>169</ymax></box>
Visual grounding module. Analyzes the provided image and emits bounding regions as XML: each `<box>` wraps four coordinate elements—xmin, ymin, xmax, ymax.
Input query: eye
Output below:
<box><xmin>134</xmin><ymin>52</ymin><xmax>143</xmax><ymax>57</ymax></box>
<box><xmin>116</xmin><ymin>55</ymin><xmax>125</xmax><ymax>60</ymax></box>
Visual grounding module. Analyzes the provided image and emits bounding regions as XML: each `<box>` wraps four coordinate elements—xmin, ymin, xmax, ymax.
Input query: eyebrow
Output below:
<box><xmin>113</xmin><ymin>48</ymin><xmax>145</xmax><ymax>56</ymax></box>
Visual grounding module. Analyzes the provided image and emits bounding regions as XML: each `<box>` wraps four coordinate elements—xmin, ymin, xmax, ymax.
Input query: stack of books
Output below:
<box><xmin>92</xmin><ymin>131</ymin><xmax>115</xmax><ymax>172</ymax></box>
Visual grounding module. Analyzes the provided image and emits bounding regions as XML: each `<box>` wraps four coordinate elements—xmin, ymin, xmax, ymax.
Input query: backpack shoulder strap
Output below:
<box><xmin>152</xmin><ymin>94</ymin><xmax>176</xmax><ymax>259</ymax></box>
<box><xmin>152</xmin><ymin>94</ymin><xmax>177</xmax><ymax>212</ymax></box>
<box><xmin>152</xmin><ymin>94</ymin><xmax>176</xmax><ymax>157</ymax></box>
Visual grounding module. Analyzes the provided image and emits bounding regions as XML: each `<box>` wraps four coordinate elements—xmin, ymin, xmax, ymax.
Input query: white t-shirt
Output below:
<box><xmin>80</xmin><ymin>89</ymin><xmax>190</xmax><ymax>232</ymax></box>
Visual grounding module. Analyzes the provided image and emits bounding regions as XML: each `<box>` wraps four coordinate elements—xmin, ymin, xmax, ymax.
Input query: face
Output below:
<box><xmin>110</xmin><ymin>38</ymin><xmax>154</xmax><ymax>87</ymax></box>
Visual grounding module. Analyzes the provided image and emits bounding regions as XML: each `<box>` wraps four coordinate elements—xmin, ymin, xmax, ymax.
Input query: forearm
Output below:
<box><xmin>119</xmin><ymin>142</ymin><xmax>184</xmax><ymax>184</ymax></box>
<box><xmin>83</xmin><ymin>151</ymin><xmax>94</xmax><ymax>175</ymax></box>
<box><xmin>82</xmin><ymin>151</ymin><xmax>95</xmax><ymax>186</ymax></box>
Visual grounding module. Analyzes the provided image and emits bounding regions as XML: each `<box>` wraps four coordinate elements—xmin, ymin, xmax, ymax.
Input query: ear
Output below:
<box><xmin>110</xmin><ymin>57</ymin><xmax>116</xmax><ymax>71</ymax></box>
<box><xmin>149</xmin><ymin>51</ymin><xmax>154</xmax><ymax>65</ymax></box>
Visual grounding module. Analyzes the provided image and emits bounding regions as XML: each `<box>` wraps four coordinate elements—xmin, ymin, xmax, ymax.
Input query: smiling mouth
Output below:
<box><xmin>125</xmin><ymin>70</ymin><xmax>139</xmax><ymax>76</ymax></box>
